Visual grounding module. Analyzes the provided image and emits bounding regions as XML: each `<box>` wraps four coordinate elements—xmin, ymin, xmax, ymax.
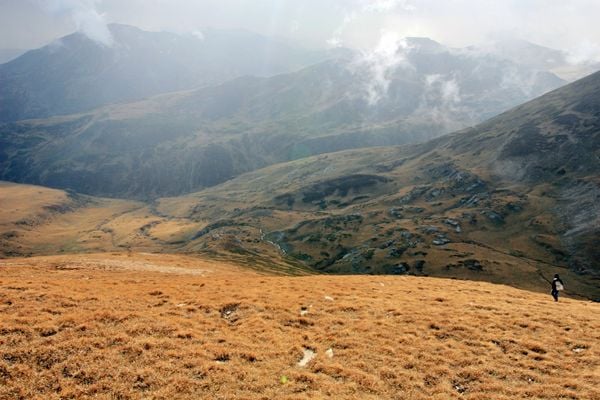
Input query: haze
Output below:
<box><xmin>1</xmin><ymin>0</ymin><xmax>600</xmax><ymax>64</ymax></box>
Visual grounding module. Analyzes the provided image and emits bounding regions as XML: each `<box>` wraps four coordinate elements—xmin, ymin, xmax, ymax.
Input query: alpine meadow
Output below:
<box><xmin>0</xmin><ymin>1</ymin><xmax>599</xmax><ymax>399</ymax></box>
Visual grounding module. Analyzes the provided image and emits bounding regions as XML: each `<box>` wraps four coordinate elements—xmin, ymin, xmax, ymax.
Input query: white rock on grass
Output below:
<box><xmin>325</xmin><ymin>348</ymin><xmax>334</xmax><ymax>358</ymax></box>
<box><xmin>297</xmin><ymin>348</ymin><xmax>316</xmax><ymax>367</ymax></box>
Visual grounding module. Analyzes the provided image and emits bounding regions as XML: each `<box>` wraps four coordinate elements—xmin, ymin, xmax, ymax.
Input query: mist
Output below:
<box><xmin>0</xmin><ymin>0</ymin><xmax>599</xmax><ymax>66</ymax></box>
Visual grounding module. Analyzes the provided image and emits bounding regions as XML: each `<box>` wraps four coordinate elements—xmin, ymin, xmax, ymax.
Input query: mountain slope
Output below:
<box><xmin>0</xmin><ymin>24</ymin><xmax>338</xmax><ymax>122</ymax></box>
<box><xmin>149</xmin><ymin>71</ymin><xmax>600</xmax><ymax>299</ymax></box>
<box><xmin>1</xmin><ymin>255</ymin><xmax>599</xmax><ymax>399</ymax></box>
<box><xmin>477</xmin><ymin>38</ymin><xmax>600</xmax><ymax>82</ymax></box>
<box><xmin>0</xmin><ymin>48</ymin><xmax>26</xmax><ymax>64</ymax></box>
<box><xmin>0</xmin><ymin>37</ymin><xmax>565</xmax><ymax>198</ymax></box>
<box><xmin>1</xmin><ymin>60</ymin><xmax>598</xmax><ymax>298</ymax></box>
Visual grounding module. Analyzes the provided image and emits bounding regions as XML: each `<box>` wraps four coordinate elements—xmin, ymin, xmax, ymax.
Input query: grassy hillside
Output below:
<box><xmin>148</xmin><ymin>72</ymin><xmax>600</xmax><ymax>300</ymax></box>
<box><xmin>1</xmin><ymin>72</ymin><xmax>598</xmax><ymax>300</ymax></box>
<box><xmin>0</xmin><ymin>181</ymin><xmax>308</xmax><ymax>275</ymax></box>
<box><xmin>0</xmin><ymin>254</ymin><xmax>598</xmax><ymax>399</ymax></box>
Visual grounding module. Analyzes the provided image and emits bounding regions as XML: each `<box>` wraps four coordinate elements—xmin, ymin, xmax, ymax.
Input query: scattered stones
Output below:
<box><xmin>324</xmin><ymin>296</ymin><xmax>334</xmax><ymax>301</ymax></box>
<box><xmin>398</xmin><ymin>186</ymin><xmax>430</xmax><ymax>204</ymax></box>
<box><xmin>462</xmin><ymin>259</ymin><xmax>483</xmax><ymax>271</ymax></box>
<box><xmin>447</xmin><ymin>259</ymin><xmax>484</xmax><ymax>271</ymax></box>
<box><xmin>444</xmin><ymin>218</ymin><xmax>462</xmax><ymax>233</ymax></box>
<box><xmin>381</xmin><ymin>263</ymin><xmax>410</xmax><ymax>275</ymax></box>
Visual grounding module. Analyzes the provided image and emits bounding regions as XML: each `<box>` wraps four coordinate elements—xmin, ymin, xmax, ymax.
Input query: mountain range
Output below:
<box><xmin>1</xmin><ymin>70</ymin><xmax>599</xmax><ymax>299</ymax></box>
<box><xmin>0</xmin><ymin>32</ymin><xmax>566</xmax><ymax>198</ymax></box>
<box><xmin>0</xmin><ymin>24</ymin><xmax>341</xmax><ymax>123</ymax></box>
<box><xmin>141</xmin><ymin>70</ymin><xmax>599</xmax><ymax>299</ymax></box>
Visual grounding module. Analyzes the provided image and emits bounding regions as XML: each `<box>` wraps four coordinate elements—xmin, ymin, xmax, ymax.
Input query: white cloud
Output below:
<box><xmin>192</xmin><ymin>30</ymin><xmax>205</xmax><ymax>41</ymax></box>
<box><xmin>362</xmin><ymin>0</ymin><xmax>416</xmax><ymax>12</ymax></box>
<box><xmin>566</xmin><ymin>40</ymin><xmax>600</xmax><ymax>65</ymax></box>
<box><xmin>36</xmin><ymin>0</ymin><xmax>113</xmax><ymax>46</ymax></box>
<box><xmin>417</xmin><ymin>73</ymin><xmax>467</xmax><ymax>130</ymax></box>
<box><xmin>326</xmin><ymin>0</ymin><xmax>415</xmax><ymax>47</ymax></box>
<box><xmin>353</xmin><ymin>32</ymin><xmax>414</xmax><ymax>105</ymax></box>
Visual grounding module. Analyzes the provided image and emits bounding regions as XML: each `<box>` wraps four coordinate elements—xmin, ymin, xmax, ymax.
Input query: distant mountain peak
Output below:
<box><xmin>404</xmin><ymin>37</ymin><xmax>446</xmax><ymax>52</ymax></box>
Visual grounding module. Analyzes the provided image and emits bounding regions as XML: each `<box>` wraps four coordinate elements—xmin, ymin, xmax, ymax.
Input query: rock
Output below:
<box><xmin>461</xmin><ymin>259</ymin><xmax>483</xmax><ymax>271</ymax></box>
<box><xmin>419</xmin><ymin>225</ymin><xmax>440</xmax><ymax>234</ymax></box>
<box><xmin>433</xmin><ymin>234</ymin><xmax>450</xmax><ymax>245</ymax></box>
<box><xmin>413</xmin><ymin>260</ymin><xmax>426</xmax><ymax>273</ymax></box>
<box><xmin>482</xmin><ymin>210</ymin><xmax>505</xmax><ymax>225</ymax></box>
<box><xmin>400</xmin><ymin>230</ymin><xmax>413</xmax><ymax>239</ymax></box>
<box><xmin>505</xmin><ymin>202</ymin><xmax>523</xmax><ymax>212</ymax></box>
<box><xmin>393</xmin><ymin>263</ymin><xmax>411</xmax><ymax>274</ymax></box>
<box><xmin>325</xmin><ymin>348</ymin><xmax>334</xmax><ymax>358</ymax></box>
<box><xmin>443</xmin><ymin>218</ymin><xmax>460</xmax><ymax>227</ymax></box>
<box><xmin>379</xmin><ymin>240</ymin><xmax>395</xmax><ymax>249</ymax></box>
<box><xmin>388</xmin><ymin>247</ymin><xmax>406</xmax><ymax>258</ymax></box>
<box><xmin>298</xmin><ymin>348</ymin><xmax>316</xmax><ymax>367</ymax></box>
<box><xmin>399</xmin><ymin>186</ymin><xmax>430</xmax><ymax>204</ymax></box>
<box><xmin>389</xmin><ymin>208</ymin><xmax>403</xmax><ymax>218</ymax></box>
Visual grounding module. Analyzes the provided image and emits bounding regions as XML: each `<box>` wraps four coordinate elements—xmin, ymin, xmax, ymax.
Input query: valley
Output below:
<box><xmin>1</xmin><ymin>8</ymin><xmax>600</xmax><ymax>399</ymax></box>
<box><xmin>2</xmin><ymin>71</ymin><xmax>600</xmax><ymax>300</ymax></box>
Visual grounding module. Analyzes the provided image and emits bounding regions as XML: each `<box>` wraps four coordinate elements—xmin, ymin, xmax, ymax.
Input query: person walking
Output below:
<box><xmin>551</xmin><ymin>274</ymin><xmax>564</xmax><ymax>302</ymax></box>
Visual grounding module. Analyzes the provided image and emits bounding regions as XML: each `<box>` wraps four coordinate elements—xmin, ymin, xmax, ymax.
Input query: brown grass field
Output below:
<box><xmin>1</xmin><ymin>253</ymin><xmax>598</xmax><ymax>399</ymax></box>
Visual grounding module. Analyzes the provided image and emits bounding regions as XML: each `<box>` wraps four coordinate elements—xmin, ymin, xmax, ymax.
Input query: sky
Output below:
<box><xmin>1</xmin><ymin>0</ymin><xmax>599</xmax><ymax>62</ymax></box>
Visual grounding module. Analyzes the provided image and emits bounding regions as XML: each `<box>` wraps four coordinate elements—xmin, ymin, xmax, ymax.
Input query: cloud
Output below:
<box><xmin>352</xmin><ymin>32</ymin><xmax>413</xmax><ymax>105</ymax></box>
<box><xmin>415</xmin><ymin>73</ymin><xmax>469</xmax><ymax>131</ymax></box>
<box><xmin>362</xmin><ymin>0</ymin><xmax>416</xmax><ymax>13</ymax></box>
<box><xmin>192</xmin><ymin>30</ymin><xmax>205</xmax><ymax>41</ymax></box>
<box><xmin>327</xmin><ymin>0</ymin><xmax>415</xmax><ymax>47</ymax></box>
<box><xmin>566</xmin><ymin>40</ymin><xmax>600</xmax><ymax>65</ymax></box>
<box><xmin>37</xmin><ymin>0</ymin><xmax>113</xmax><ymax>46</ymax></box>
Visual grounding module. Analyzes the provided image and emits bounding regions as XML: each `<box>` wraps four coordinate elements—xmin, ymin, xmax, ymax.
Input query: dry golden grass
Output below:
<box><xmin>1</xmin><ymin>253</ymin><xmax>598</xmax><ymax>400</ymax></box>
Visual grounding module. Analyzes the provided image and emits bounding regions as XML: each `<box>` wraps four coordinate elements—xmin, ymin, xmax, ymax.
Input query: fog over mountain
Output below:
<box><xmin>0</xmin><ymin>31</ymin><xmax>565</xmax><ymax>198</ymax></box>
<box><xmin>0</xmin><ymin>24</ymin><xmax>342</xmax><ymax>122</ymax></box>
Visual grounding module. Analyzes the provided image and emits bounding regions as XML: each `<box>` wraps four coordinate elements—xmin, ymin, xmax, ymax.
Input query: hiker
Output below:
<box><xmin>551</xmin><ymin>274</ymin><xmax>564</xmax><ymax>302</ymax></box>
